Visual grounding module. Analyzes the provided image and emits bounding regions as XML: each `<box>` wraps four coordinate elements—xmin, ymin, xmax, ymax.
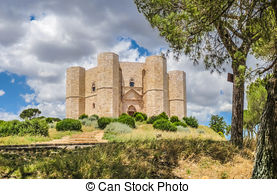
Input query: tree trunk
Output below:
<box><xmin>231</xmin><ymin>63</ymin><xmax>245</xmax><ymax>148</ymax></box>
<box><xmin>252</xmin><ymin>64</ymin><xmax>277</xmax><ymax>178</ymax></box>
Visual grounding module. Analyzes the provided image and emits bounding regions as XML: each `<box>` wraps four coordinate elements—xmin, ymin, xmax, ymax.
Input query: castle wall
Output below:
<box><xmin>143</xmin><ymin>56</ymin><xmax>169</xmax><ymax>116</ymax></box>
<box><xmin>168</xmin><ymin>70</ymin><xmax>187</xmax><ymax>119</ymax></box>
<box><xmin>85</xmin><ymin>67</ymin><xmax>98</xmax><ymax>116</ymax></box>
<box><xmin>96</xmin><ymin>52</ymin><xmax>120</xmax><ymax>117</ymax></box>
<box><xmin>66</xmin><ymin>66</ymin><xmax>85</xmax><ymax>119</ymax></box>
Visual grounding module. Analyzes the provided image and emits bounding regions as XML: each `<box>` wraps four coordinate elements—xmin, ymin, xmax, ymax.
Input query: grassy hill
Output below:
<box><xmin>0</xmin><ymin>123</ymin><xmax>255</xmax><ymax>179</ymax></box>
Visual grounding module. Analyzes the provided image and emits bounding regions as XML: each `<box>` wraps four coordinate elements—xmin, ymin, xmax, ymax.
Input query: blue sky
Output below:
<box><xmin>0</xmin><ymin>72</ymin><xmax>34</xmax><ymax>113</ymax></box>
<box><xmin>0</xmin><ymin>0</ymin><xmax>234</xmax><ymax>125</ymax></box>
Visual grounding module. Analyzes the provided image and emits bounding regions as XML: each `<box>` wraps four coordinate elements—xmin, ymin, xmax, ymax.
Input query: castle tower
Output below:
<box><xmin>168</xmin><ymin>70</ymin><xmax>187</xmax><ymax>119</ymax></box>
<box><xmin>143</xmin><ymin>56</ymin><xmax>169</xmax><ymax>116</ymax></box>
<box><xmin>96</xmin><ymin>52</ymin><xmax>121</xmax><ymax>117</ymax></box>
<box><xmin>66</xmin><ymin>66</ymin><xmax>86</xmax><ymax>119</ymax></box>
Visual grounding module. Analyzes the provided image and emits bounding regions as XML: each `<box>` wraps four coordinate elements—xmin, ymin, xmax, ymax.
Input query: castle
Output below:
<box><xmin>66</xmin><ymin>52</ymin><xmax>187</xmax><ymax>119</ymax></box>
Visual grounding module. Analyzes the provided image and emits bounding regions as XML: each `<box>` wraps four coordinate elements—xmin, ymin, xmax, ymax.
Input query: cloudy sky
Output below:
<box><xmin>0</xmin><ymin>0</ymin><xmax>235</xmax><ymax>125</ymax></box>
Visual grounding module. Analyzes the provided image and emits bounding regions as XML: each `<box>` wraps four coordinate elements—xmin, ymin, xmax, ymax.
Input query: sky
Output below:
<box><xmin>0</xmin><ymin>0</ymin><xmax>236</xmax><ymax>125</ymax></box>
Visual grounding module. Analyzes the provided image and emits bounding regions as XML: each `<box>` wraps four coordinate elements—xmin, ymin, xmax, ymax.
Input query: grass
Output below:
<box><xmin>0</xmin><ymin>125</ymin><xmax>96</xmax><ymax>145</ymax></box>
<box><xmin>0</xmin><ymin>138</ymin><xmax>255</xmax><ymax>179</ymax></box>
<box><xmin>104</xmin><ymin>124</ymin><xmax>226</xmax><ymax>142</ymax></box>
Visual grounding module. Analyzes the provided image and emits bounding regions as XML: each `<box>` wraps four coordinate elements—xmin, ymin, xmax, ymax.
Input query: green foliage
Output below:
<box><xmin>0</xmin><ymin>120</ymin><xmax>20</xmax><ymax>137</ymax></box>
<box><xmin>146</xmin><ymin>116</ymin><xmax>158</xmax><ymax>124</ymax></box>
<box><xmin>158</xmin><ymin>112</ymin><xmax>169</xmax><ymax>120</ymax></box>
<box><xmin>18</xmin><ymin>119</ymin><xmax>49</xmax><ymax>137</ymax></box>
<box><xmin>209</xmin><ymin>115</ymin><xmax>227</xmax><ymax>135</ymax></box>
<box><xmin>170</xmin><ymin>116</ymin><xmax>180</xmax><ymax>123</ymax></box>
<box><xmin>133</xmin><ymin>112</ymin><xmax>147</xmax><ymax>121</ymax></box>
<box><xmin>134</xmin><ymin>113</ymin><xmax>145</xmax><ymax>122</ymax></box>
<box><xmin>56</xmin><ymin>119</ymin><xmax>82</xmax><ymax>131</ymax></box>
<box><xmin>79</xmin><ymin>114</ymin><xmax>88</xmax><ymax>120</ymax></box>
<box><xmin>0</xmin><ymin>119</ymin><xmax>48</xmax><ymax>137</ymax></box>
<box><xmin>90</xmin><ymin>114</ymin><xmax>99</xmax><ymax>120</ymax></box>
<box><xmin>153</xmin><ymin>119</ymin><xmax>177</xmax><ymax>132</ymax></box>
<box><xmin>243</xmin><ymin>78</ymin><xmax>267</xmax><ymax>138</ymax></box>
<box><xmin>183</xmin><ymin>116</ymin><xmax>199</xmax><ymax>128</ymax></box>
<box><xmin>104</xmin><ymin>122</ymin><xmax>132</xmax><ymax>134</ymax></box>
<box><xmin>45</xmin><ymin>117</ymin><xmax>61</xmax><ymax>124</ymax></box>
<box><xmin>97</xmin><ymin>117</ymin><xmax>113</xmax><ymax>129</ymax></box>
<box><xmin>19</xmin><ymin>108</ymin><xmax>41</xmax><ymax>120</ymax></box>
<box><xmin>118</xmin><ymin>115</ymin><xmax>136</xmax><ymax>128</ymax></box>
<box><xmin>173</xmin><ymin>121</ymin><xmax>187</xmax><ymax>128</ymax></box>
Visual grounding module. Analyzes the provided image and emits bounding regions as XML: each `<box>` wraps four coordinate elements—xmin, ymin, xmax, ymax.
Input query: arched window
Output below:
<box><xmin>129</xmin><ymin>78</ymin><xmax>135</xmax><ymax>87</ymax></box>
<box><xmin>92</xmin><ymin>103</ymin><xmax>95</xmax><ymax>109</ymax></box>
<box><xmin>92</xmin><ymin>82</ymin><xmax>96</xmax><ymax>92</ymax></box>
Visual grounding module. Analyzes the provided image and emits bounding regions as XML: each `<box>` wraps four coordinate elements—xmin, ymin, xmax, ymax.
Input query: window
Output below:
<box><xmin>92</xmin><ymin>82</ymin><xmax>96</xmax><ymax>92</ymax></box>
<box><xmin>129</xmin><ymin>78</ymin><xmax>135</xmax><ymax>87</ymax></box>
<box><xmin>92</xmin><ymin>103</ymin><xmax>95</xmax><ymax>109</ymax></box>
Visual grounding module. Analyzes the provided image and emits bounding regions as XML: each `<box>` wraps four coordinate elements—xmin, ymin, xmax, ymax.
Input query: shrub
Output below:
<box><xmin>98</xmin><ymin>117</ymin><xmax>113</xmax><ymax>129</ymax></box>
<box><xmin>153</xmin><ymin>119</ymin><xmax>177</xmax><ymax>132</ymax></box>
<box><xmin>173</xmin><ymin>121</ymin><xmax>187</xmax><ymax>128</ymax></box>
<box><xmin>18</xmin><ymin>119</ymin><xmax>49</xmax><ymax>136</ymax></box>
<box><xmin>80</xmin><ymin>118</ymin><xmax>93</xmax><ymax>126</ymax></box>
<box><xmin>120</xmin><ymin>113</ymin><xmax>128</xmax><ymax>117</ymax></box>
<box><xmin>79</xmin><ymin>114</ymin><xmax>88</xmax><ymax>120</ymax></box>
<box><xmin>46</xmin><ymin>117</ymin><xmax>61</xmax><ymax>123</ymax></box>
<box><xmin>0</xmin><ymin>119</ymin><xmax>49</xmax><ymax>137</ymax></box>
<box><xmin>170</xmin><ymin>116</ymin><xmax>180</xmax><ymax>123</ymax></box>
<box><xmin>176</xmin><ymin>126</ymin><xmax>190</xmax><ymax>133</ymax></box>
<box><xmin>183</xmin><ymin>116</ymin><xmax>199</xmax><ymax>128</ymax></box>
<box><xmin>56</xmin><ymin>119</ymin><xmax>82</xmax><ymax>131</ymax></box>
<box><xmin>118</xmin><ymin>115</ymin><xmax>136</xmax><ymax>128</ymax></box>
<box><xmin>158</xmin><ymin>112</ymin><xmax>169</xmax><ymax>120</ymax></box>
<box><xmin>135</xmin><ymin>113</ymin><xmax>145</xmax><ymax>122</ymax></box>
<box><xmin>0</xmin><ymin>120</ymin><xmax>20</xmax><ymax>137</ymax></box>
<box><xmin>146</xmin><ymin>116</ymin><xmax>158</xmax><ymax>124</ymax></box>
<box><xmin>89</xmin><ymin>114</ymin><xmax>99</xmax><ymax>121</ymax></box>
<box><xmin>104</xmin><ymin>122</ymin><xmax>132</xmax><ymax>134</ymax></box>
<box><xmin>133</xmin><ymin>112</ymin><xmax>147</xmax><ymax>121</ymax></box>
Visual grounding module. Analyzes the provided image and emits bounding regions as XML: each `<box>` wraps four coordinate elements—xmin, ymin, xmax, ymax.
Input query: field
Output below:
<box><xmin>0</xmin><ymin>121</ymin><xmax>255</xmax><ymax>179</ymax></box>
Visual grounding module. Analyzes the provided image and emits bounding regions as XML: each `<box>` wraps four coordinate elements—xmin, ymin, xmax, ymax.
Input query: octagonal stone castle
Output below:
<box><xmin>66</xmin><ymin>52</ymin><xmax>187</xmax><ymax>119</ymax></box>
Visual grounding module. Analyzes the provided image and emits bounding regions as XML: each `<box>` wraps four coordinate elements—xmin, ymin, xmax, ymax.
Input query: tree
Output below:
<box><xmin>252</xmin><ymin>0</ymin><xmax>277</xmax><ymax>179</ymax></box>
<box><xmin>209</xmin><ymin>115</ymin><xmax>227</xmax><ymax>135</ymax></box>
<box><xmin>243</xmin><ymin>78</ymin><xmax>268</xmax><ymax>138</ymax></box>
<box><xmin>134</xmin><ymin>0</ymin><xmax>268</xmax><ymax>147</ymax></box>
<box><xmin>19</xmin><ymin>108</ymin><xmax>41</xmax><ymax>120</ymax></box>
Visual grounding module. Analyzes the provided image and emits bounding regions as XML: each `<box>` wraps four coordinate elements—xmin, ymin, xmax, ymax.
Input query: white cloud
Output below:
<box><xmin>0</xmin><ymin>111</ymin><xmax>18</xmax><ymax>121</ymax></box>
<box><xmin>0</xmin><ymin>0</ymin><xmax>235</xmax><ymax>122</ymax></box>
<box><xmin>11</xmin><ymin>78</ymin><xmax>15</xmax><ymax>83</ymax></box>
<box><xmin>0</xmin><ymin>90</ymin><xmax>5</xmax><ymax>96</ymax></box>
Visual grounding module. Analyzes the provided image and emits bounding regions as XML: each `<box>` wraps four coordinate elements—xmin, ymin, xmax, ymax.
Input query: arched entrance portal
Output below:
<box><xmin>127</xmin><ymin>105</ymin><xmax>136</xmax><ymax>116</ymax></box>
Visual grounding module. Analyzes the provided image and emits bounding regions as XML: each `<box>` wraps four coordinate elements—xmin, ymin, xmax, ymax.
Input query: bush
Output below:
<box><xmin>170</xmin><ymin>116</ymin><xmax>180</xmax><ymax>123</ymax></box>
<box><xmin>158</xmin><ymin>112</ymin><xmax>169</xmax><ymax>120</ymax></box>
<box><xmin>146</xmin><ymin>116</ymin><xmax>158</xmax><ymax>124</ymax></box>
<box><xmin>104</xmin><ymin>122</ymin><xmax>132</xmax><ymax>134</ymax></box>
<box><xmin>89</xmin><ymin>114</ymin><xmax>99</xmax><ymax>121</ymax></box>
<box><xmin>176</xmin><ymin>126</ymin><xmax>190</xmax><ymax>133</ymax></box>
<box><xmin>79</xmin><ymin>114</ymin><xmax>88</xmax><ymax>120</ymax></box>
<box><xmin>134</xmin><ymin>113</ymin><xmax>145</xmax><ymax>122</ymax></box>
<box><xmin>183</xmin><ymin>116</ymin><xmax>199</xmax><ymax>128</ymax></box>
<box><xmin>46</xmin><ymin>117</ymin><xmax>61</xmax><ymax>123</ymax></box>
<box><xmin>0</xmin><ymin>120</ymin><xmax>20</xmax><ymax>137</ymax></box>
<box><xmin>133</xmin><ymin>112</ymin><xmax>147</xmax><ymax>121</ymax></box>
<box><xmin>98</xmin><ymin>117</ymin><xmax>113</xmax><ymax>129</ymax></box>
<box><xmin>56</xmin><ymin>119</ymin><xmax>82</xmax><ymax>131</ymax></box>
<box><xmin>118</xmin><ymin>115</ymin><xmax>136</xmax><ymax>128</ymax></box>
<box><xmin>153</xmin><ymin>119</ymin><xmax>177</xmax><ymax>132</ymax></box>
<box><xmin>18</xmin><ymin>119</ymin><xmax>49</xmax><ymax>136</ymax></box>
<box><xmin>80</xmin><ymin>118</ymin><xmax>93</xmax><ymax>126</ymax></box>
<box><xmin>0</xmin><ymin>119</ymin><xmax>49</xmax><ymax>137</ymax></box>
<box><xmin>173</xmin><ymin>121</ymin><xmax>187</xmax><ymax>128</ymax></box>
